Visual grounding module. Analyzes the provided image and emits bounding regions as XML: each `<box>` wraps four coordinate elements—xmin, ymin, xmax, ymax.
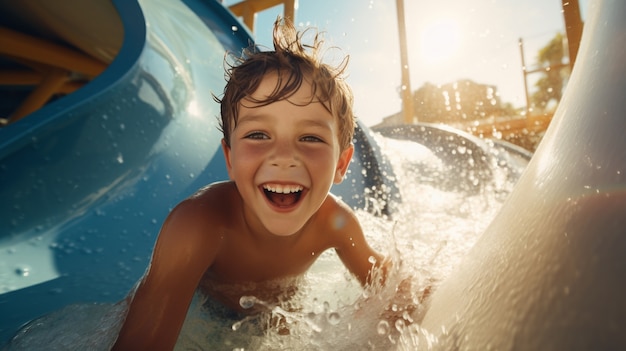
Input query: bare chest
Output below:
<box><xmin>199</xmin><ymin>273</ymin><xmax>305</xmax><ymax>314</ymax></box>
<box><xmin>198</xmin><ymin>229</ymin><xmax>332</xmax><ymax>312</ymax></box>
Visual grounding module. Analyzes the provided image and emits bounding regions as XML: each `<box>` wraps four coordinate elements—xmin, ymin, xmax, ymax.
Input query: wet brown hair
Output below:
<box><xmin>215</xmin><ymin>18</ymin><xmax>355</xmax><ymax>151</ymax></box>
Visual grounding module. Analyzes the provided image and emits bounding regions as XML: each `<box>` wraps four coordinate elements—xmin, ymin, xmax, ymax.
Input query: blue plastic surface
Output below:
<box><xmin>0</xmin><ymin>0</ymin><xmax>395</xmax><ymax>342</ymax></box>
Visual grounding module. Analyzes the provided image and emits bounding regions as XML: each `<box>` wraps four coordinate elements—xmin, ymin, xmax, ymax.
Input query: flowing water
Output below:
<box><xmin>3</xmin><ymin>134</ymin><xmax>523</xmax><ymax>350</ymax></box>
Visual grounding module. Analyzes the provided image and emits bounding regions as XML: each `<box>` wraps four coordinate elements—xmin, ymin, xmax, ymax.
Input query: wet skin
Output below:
<box><xmin>112</xmin><ymin>73</ymin><xmax>383</xmax><ymax>350</ymax></box>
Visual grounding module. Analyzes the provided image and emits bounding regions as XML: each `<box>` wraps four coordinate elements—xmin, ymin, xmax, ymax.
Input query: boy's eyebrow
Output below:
<box><xmin>297</xmin><ymin>118</ymin><xmax>334</xmax><ymax>131</ymax></box>
<box><xmin>235</xmin><ymin>113</ymin><xmax>280</xmax><ymax>128</ymax></box>
<box><xmin>236</xmin><ymin>113</ymin><xmax>267</xmax><ymax>124</ymax></box>
<box><xmin>237</xmin><ymin>113</ymin><xmax>334</xmax><ymax>131</ymax></box>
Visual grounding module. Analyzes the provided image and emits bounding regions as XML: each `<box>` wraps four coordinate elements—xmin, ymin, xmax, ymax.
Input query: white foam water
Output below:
<box><xmin>3</xmin><ymin>135</ymin><xmax>519</xmax><ymax>350</ymax></box>
<box><xmin>3</xmin><ymin>303</ymin><xmax>126</xmax><ymax>350</ymax></box>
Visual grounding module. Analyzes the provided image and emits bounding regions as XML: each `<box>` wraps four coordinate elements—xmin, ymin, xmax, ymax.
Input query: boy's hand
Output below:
<box><xmin>381</xmin><ymin>276</ymin><xmax>435</xmax><ymax>327</ymax></box>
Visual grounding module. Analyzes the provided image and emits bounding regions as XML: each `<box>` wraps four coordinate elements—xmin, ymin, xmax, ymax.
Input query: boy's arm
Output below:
<box><xmin>112</xmin><ymin>199</ymin><xmax>220</xmax><ymax>350</ymax></box>
<box><xmin>331</xmin><ymin>200</ymin><xmax>387</xmax><ymax>287</ymax></box>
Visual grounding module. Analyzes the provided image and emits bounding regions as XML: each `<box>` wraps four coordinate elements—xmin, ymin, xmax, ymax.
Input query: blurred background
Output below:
<box><xmin>222</xmin><ymin>0</ymin><xmax>588</xmax><ymax>151</ymax></box>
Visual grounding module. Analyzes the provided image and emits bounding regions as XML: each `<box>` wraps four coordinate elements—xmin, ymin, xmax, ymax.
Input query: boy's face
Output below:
<box><xmin>222</xmin><ymin>72</ymin><xmax>354</xmax><ymax>236</ymax></box>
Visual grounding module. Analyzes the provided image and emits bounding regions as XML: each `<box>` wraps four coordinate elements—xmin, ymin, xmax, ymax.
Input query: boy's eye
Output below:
<box><xmin>300</xmin><ymin>135</ymin><xmax>324</xmax><ymax>143</ymax></box>
<box><xmin>244</xmin><ymin>132</ymin><xmax>269</xmax><ymax>140</ymax></box>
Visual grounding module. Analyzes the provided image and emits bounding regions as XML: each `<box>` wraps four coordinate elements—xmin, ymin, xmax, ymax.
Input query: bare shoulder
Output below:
<box><xmin>323</xmin><ymin>193</ymin><xmax>360</xmax><ymax>220</ymax></box>
<box><xmin>325</xmin><ymin>193</ymin><xmax>358</xmax><ymax>214</ymax></box>
<box><xmin>176</xmin><ymin>181</ymin><xmax>239</xmax><ymax>220</ymax></box>
<box><xmin>157</xmin><ymin>181</ymin><xmax>238</xmax><ymax>252</ymax></box>
<box><xmin>187</xmin><ymin>180</ymin><xmax>238</xmax><ymax>205</ymax></box>
<box><xmin>315</xmin><ymin>193</ymin><xmax>362</xmax><ymax>238</ymax></box>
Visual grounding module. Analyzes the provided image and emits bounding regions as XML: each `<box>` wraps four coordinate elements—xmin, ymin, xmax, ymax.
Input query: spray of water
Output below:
<box><xmin>174</xmin><ymin>135</ymin><xmax>517</xmax><ymax>350</ymax></box>
<box><xmin>3</xmin><ymin>134</ymin><xmax>519</xmax><ymax>350</ymax></box>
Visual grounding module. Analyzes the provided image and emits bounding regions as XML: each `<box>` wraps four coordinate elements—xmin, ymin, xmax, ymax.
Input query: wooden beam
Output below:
<box><xmin>561</xmin><ymin>0</ymin><xmax>583</xmax><ymax>69</ymax></box>
<box><xmin>9</xmin><ymin>68</ymin><xmax>69</xmax><ymax>123</ymax></box>
<box><xmin>395</xmin><ymin>0</ymin><xmax>415</xmax><ymax>124</ymax></box>
<box><xmin>0</xmin><ymin>26</ymin><xmax>106</xmax><ymax>78</ymax></box>
<box><xmin>228</xmin><ymin>0</ymin><xmax>297</xmax><ymax>33</ymax></box>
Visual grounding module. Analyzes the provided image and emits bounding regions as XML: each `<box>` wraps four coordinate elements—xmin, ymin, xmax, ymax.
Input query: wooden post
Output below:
<box><xmin>395</xmin><ymin>0</ymin><xmax>415</xmax><ymax>124</ymax></box>
<box><xmin>561</xmin><ymin>0</ymin><xmax>583</xmax><ymax>70</ymax></box>
<box><xmin>228</xmin><ymin>0</ymin><xmax>297</xmax><ymax>34</ymax></box>
<box><xmin>284</xmin><ymin>0</ymin><xmax>296</xmax><ymax>23</ymax></box>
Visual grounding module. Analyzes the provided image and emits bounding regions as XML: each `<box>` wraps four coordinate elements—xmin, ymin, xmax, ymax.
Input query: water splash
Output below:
<box><xmin>173</xmin><ymin>134</ymin><xmax>513</xmax><ymax>350</ymax></box>
<box><xmin>3</xmin><ymin>134</ymin><xmax>516</xmax><ymax>350</ymax></box>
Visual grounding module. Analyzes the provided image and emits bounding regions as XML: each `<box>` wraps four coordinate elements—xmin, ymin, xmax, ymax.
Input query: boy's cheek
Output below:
<box><xmin>235</xmin><ymin>144</ymin><xmax>268</xmax><ymax>161</ymax></box>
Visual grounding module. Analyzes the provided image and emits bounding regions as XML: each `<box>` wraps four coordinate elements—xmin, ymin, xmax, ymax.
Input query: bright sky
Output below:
<box><xmin>222</xmin><ymin>0</ymin><xmax>589</xmax><ymax>126</ymax></box>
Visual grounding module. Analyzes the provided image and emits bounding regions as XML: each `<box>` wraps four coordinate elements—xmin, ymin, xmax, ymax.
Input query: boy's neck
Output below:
<box><xmin>239</xmin><ymin>200</ymin><xmax>309</xmax><ymax>245</ymax></box>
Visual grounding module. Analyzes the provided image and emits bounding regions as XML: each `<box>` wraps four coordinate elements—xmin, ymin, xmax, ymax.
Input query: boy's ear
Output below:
<box><xmin>221</xmin><ymin>139</ymin><xmax>234</xmax><ymax>180</ymax></box>
<box><xmin>333</xmin><ymin>145</ymin><xmax>354</xmax><ymax>184</ymax></box>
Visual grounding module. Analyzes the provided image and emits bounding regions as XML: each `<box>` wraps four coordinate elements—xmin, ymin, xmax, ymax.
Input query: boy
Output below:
<box><xmin>112</xmin><ymin>19</ymin><xmax>389</xmax><ymax>350</ymax></box>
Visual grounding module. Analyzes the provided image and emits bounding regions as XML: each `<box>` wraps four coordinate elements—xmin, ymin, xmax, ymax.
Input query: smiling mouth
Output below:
<box><xmin>262</xmin><ymin>183</ymin><xmax>304</xmax><ymax>208</ymax></box>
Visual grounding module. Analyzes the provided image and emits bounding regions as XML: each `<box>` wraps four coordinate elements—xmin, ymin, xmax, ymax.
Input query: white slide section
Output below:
<box><xmin>419</xmin><ymin>0</ymin><xmax>626</xmax><ymax>349</ymax></box>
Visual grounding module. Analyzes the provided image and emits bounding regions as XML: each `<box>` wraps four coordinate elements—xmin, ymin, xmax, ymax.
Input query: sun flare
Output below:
<box><xmin>418</xmin><ymin>18</ymin><xmax>462</xmax><ymax>63</ymax></box>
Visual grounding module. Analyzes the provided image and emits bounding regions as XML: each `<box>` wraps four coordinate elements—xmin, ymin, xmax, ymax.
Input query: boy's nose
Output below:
<box><xmin>269</xmin><ymin>141</ymin><xmax>299</xmax><ymax>168</ymax></box>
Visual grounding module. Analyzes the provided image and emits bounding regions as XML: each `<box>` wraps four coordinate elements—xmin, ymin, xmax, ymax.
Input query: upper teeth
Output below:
<box><xmin>263</xmin><ymin>184</ymin><xmax>303</xmax><ymax>194</ymax></box>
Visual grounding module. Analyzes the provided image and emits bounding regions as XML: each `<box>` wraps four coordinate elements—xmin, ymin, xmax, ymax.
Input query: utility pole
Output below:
<box><xmin>519</xmin><ymin>38</ymin><xmax>531</xmax><ymax>118</ymax></box>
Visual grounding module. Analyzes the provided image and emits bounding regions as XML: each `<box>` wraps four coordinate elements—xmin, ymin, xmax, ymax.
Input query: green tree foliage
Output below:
<box><xmin>531</xmin><ymin>32</ymin><xmax>571</xmax><ymax>111</ymax></box>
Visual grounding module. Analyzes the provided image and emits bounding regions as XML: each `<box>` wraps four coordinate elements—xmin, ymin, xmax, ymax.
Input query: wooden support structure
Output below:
<box><xmin>228</xmin><ymin>0</ymin><xmax>297</xmax><ymax>33</ymax></box>
<box><xmin>561</xmin><ymin>0</ymin><xmax>583</xmax><ymax>70</ymax></box>
<box><xmin>0</xmin><ymin>26</ymin><xmax>106</xmax><ymax>123</ymax></box>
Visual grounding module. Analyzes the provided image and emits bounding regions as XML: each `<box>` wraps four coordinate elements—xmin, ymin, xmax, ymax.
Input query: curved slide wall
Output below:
<box><xmin>419</xmin><ymin>0</ymin><xmax>626</xmax><ymax>349</ymax></box>
<box><xmin>0</xmin><ymin>0</ymin><xmax>394</xmax><ymax>342</ymax></box>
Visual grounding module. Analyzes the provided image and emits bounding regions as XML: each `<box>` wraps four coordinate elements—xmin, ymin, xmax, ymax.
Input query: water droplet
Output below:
<box><xmin>377</xmin><ymin>320</ymin><xmax>390</xmax><ymax>335</ymax></box>
<box><xmin>327</xmin><ymin>311</ymin><xmax>341</xmax><ymax>325</ymax></box>
<box><xmin>395</xmin><ymin>318</ymin><xmax>406</xmax><ymax>332</ymax></box>
<box><xmin>15</xmin><ymin>266</ymin><xmax>31</xmax><ymax>277</ymax></box>
<box><xmin>239</xmin><ymin>295</ymin><xmax>256</xmax><ymax>309</ymax></box>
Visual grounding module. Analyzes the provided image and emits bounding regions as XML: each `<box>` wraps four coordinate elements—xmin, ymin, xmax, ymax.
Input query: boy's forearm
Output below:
<box><xmin>112</xmin><ymin>309</ymin><xmax>182</xmax><ymax>351</ymax></box>
<box><xmin>112</xmin><ymin>282</ymin><xmax>187</xmax><ymax>351</ymax></box>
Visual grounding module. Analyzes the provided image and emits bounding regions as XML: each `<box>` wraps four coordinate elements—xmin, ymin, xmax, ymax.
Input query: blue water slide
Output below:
<box><xmin>0</xmin><ymin>0</ymin><xmax>396</xmax><ymax>342</ymax></box>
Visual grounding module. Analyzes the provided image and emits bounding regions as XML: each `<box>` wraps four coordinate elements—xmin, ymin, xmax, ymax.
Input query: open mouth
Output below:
<box><xmin>262</xmin><ymin>183</ymin><xmax>304</xmax><ymax>208</ymax></box>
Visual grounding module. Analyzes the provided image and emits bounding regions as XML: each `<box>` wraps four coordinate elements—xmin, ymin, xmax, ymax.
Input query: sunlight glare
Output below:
<box><xmin>419</xmin><ymin>18</ymin><xmax>462</xmax><ymax>64</ymax></box>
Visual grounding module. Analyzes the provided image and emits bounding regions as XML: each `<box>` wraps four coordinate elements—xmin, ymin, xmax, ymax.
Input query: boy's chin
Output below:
<box><xmin>262</xmin><ymin>220</ymin><xmax>306</xmax><ymax>237</ymax></box>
